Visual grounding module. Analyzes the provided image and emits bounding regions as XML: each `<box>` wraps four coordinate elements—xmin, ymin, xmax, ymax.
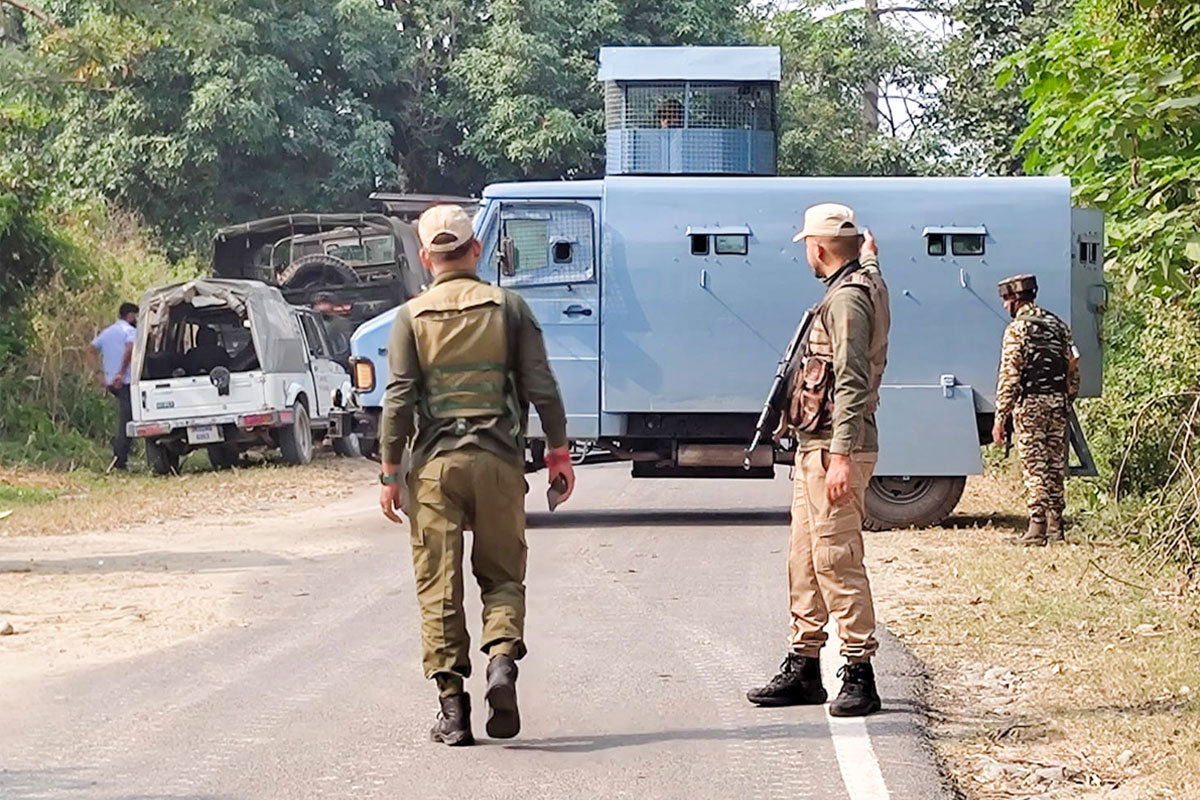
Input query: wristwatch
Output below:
<box><xmin>380</xmin><ymin>472</ymin><xmax>402</xmax><ymax>485</ymax></box>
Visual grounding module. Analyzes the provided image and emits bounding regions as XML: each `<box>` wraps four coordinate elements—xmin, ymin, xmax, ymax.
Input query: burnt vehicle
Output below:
<box><xmin>211</xmin><ymin>213</ymin><xmax>426</xmax><ymax>328</ymax></box>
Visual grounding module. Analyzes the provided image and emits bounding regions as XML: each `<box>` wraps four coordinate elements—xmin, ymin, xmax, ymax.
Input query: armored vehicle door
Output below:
<box><xmin>491</xmin><ymin>200</ymin><xmax>601</xmax><ymax>439</ymax></box>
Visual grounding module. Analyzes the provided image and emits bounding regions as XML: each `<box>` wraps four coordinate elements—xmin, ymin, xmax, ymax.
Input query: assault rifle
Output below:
<box><xmin>744</xmin><ymin>307</ymin><xmax>817</xmax><ymax>469</ymax></box>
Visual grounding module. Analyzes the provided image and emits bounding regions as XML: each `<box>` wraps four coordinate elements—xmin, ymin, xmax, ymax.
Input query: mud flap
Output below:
<box><xmin>1068</xmin><ymin>408</ymin><xmax>1098</xmax><ymax>477</ymax></box>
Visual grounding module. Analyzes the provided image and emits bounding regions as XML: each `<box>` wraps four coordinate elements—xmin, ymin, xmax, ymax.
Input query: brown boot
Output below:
<box><xmin>1016</xmin><ymin>518</ymin><xmax>1048</xmax><ymax>547</ymax></box>
<box><xmin>1046</xmin><ymin>512</ymin><xmax>1065</xmax><ymax>543</ymax></box>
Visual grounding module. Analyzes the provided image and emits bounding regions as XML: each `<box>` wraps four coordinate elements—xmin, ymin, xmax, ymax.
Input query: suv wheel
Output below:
<box><xmin>146</xmin><ymin>439</ymin><xmax>181</xmax><ymax>476</ymax></box>
<box><xmin>207</xmin><ymin>443</ymin><xmax>240</xmax><ymax>470</ymax></box>
<box><xmin>279</xmin><ymin>402</ymin><xmax>314</xmax><ymax>465</ymax></box>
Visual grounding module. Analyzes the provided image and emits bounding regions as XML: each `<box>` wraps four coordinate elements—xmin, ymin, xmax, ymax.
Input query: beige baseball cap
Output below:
<box><xmin>417</xmin><ymin>204</ymin><xmax>475</xmax><ymax>253</ymax></box>
<box><xmin>792</xmin><ymin>203</ymin><xmax>860</xmax><ymax>241</ymax></box>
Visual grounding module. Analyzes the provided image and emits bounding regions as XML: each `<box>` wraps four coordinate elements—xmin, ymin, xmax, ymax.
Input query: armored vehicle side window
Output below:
<box><xmin>714</xmin><ymin>234</ymin><xmax>748</xmax><ymax>256</ymax></box>
<box><xmin>498</xmin><ymin>204</ymin><xmax>595</xmax><ymax>287</ymax></box>
<box><xmin>951</xmin><ymin>234</ymin><xmax>985</xmax><ymax>256</ymax></box>
<box><xmin>690</xmin><ymin>235</ymin><xmax>710</xmax><ymax>256</ymax></box>
<box><xmin>926</xmin><ymin>235</ymin><xmax>946</xmax><ymax>256</ymax></box>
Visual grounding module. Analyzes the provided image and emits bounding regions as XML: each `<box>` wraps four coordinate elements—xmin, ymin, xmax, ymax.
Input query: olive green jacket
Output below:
<box><xmin>379</xmin><ymin>272</ymin><xmax>568</xmax><ymax>469</ymax></box>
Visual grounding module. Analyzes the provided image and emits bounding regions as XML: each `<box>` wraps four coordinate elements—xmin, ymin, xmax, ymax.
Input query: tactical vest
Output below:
<box><xmin>798</xmin><ymin>261</ymin><xmax>890</xmax><ymax>433</ymax></box>
<box><xmin>405</xmin><ymin>278</ymin><xmax>521</xmax><ymax>434</ymax></box>
<box><xmin>1015</xmin><ymin>305</ymin><xmax>1069</xmax><ymax>397</ymax></box>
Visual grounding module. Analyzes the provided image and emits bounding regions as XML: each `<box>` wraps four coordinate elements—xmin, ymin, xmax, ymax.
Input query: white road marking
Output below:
<box><xmin>822</xmin><ymin>622</ymin><xmax>892</xmax><ymax>800</ymax></box>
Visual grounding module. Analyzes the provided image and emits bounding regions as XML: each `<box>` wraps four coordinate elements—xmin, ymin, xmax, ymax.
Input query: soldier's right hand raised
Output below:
<box><xmin>861</xmin><ymin>228</ymin><xmax>878</xmax><ymax>259</ymax></box>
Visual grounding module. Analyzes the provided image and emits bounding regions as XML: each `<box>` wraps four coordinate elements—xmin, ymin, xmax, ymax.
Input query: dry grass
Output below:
<box><xmin>869</xmin><ymin>470</ymin><xmax>1200</xmax><ymax>800</ymax></box>
<box><xmin>0</xmin><ymin>456</ymin><xmax>375</xmax><ymax>537</ymax></box>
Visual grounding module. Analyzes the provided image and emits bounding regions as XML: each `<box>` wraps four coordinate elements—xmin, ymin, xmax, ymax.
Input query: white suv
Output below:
<box><xmin>127</xmin><ymin>279</ymin><xmax>354</xmax><ymax>474</ymax></box>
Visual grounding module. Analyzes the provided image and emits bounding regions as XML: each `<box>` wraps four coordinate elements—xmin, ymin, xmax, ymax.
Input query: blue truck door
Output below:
<box><xmin>496</xmin><ymin>200</ymin><xmax>601</xmax><ymax>439</ymax></box>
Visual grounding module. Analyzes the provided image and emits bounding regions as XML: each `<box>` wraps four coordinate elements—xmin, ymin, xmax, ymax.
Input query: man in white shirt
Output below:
<box><xmin>91</xmin><ymin>303</ymin><xmax>139</xmax><ymax>471</ymax></box>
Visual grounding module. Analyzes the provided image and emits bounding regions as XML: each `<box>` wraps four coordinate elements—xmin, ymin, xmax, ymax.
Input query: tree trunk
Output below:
<box><xmin>863</xmin><ymin>0</ymin><xmax>881</xmax><ymax>133</ymax></box>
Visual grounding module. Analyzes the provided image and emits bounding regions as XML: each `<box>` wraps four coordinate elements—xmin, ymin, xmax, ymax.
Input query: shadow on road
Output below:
<box><xmin>502</xmin><ymin>722</ymin><xmax>825</xmax><ymax>752</ymax></box>
<box><xmin>527</xmin><ymin>509</ymin><xmax>790</xmax><ymax>530</ymax></box>
<box><xmin>0</xmin><ymin>550</ymin><xmax>289</xmax><ymax>575</ymax></box>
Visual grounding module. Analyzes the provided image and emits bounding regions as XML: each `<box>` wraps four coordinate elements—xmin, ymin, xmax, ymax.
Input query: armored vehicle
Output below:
<box><xmin>336</xmin><ymin>47</ymin><xmax>1105</xmax><ymax>528</ymax></box>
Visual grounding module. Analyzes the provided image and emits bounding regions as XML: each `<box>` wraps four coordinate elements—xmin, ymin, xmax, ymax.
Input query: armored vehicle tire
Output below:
<box><xmin>279</xmin><ymin>402</ymin><xmax>314</xmax><ymax>466</ymax></box>
<box><xmin>864</xmin><ymin>475</ymin><xmax>966</xmax><ymax>531</ymax></box>
<box><xmin>332</xmin><ymin>433</ymin><xmax>361</xmax><ymax>458</ymax></box>
<box><xmin>146</xmin><ymin>439</ymin><xmax>180</xmax><ymax>476</ymax></box>
<box><xmin>278</xmin><ymin>254</ymin><xmax>358</xmax><ymax>289</ymax></box>
<box><xmin>207</xmin><ymin>443</ymin><xmax>240</xmax><ymax>470</ymax></box>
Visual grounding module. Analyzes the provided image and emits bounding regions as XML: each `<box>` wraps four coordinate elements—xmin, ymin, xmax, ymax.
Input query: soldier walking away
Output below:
<box><xmin>991</xmin><ymin>274</ymin><xmax>1079</xmax><ymax>546</ymax></box>
<box><xmin>91</xmin><ymin>302</ymin><xmax>139</xmax><ymax>472</ymax></box>
<box><xmin>377</xmin><ymin>204</ymin><xmax>576</xmax><ymax>747</ymax></box>
<box><xmin>747</xmin><ymin>203</ymin><xmax>890</xmax><ymax>717</ymax></box>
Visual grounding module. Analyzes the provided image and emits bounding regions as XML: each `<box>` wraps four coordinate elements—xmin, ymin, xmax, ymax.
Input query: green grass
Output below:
<box><xmin>0</xmin><ymin>483</ymin><xmax>59</xmax><ymax>506</ymax></box>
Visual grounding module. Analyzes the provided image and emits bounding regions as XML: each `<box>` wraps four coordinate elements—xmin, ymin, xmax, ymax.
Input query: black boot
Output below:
<box><xmin>485</xmin><ymin>655</ymin><xmax>521</xmax><ymax>739</ymax></box>
<box><xmin>430</xmin><ymin>693</ymin><xmax>474</xmax><ymax>746</ymax></box>
<box><xmin>829</xmin><ymin>662</ymin><xmax>882</xmax><ymax>717</ymax></box>
<box><xmin>747</xmin><ymin>653</ymin><xmax>827</xmax><ymax>707</ymax></box>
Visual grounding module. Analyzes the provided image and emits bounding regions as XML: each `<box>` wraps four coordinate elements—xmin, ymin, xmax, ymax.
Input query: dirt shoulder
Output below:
<box><xmin>0</xmin><ymin>458</ymin><xmax>378</xmax><ymax>682</ymax></box>
<box><xmin>868</xmin><ymin>473</ymin><xmax>1200</xmax><ymax>800</ymax></box>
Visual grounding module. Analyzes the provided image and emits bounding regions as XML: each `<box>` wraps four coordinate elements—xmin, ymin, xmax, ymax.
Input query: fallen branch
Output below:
<box><xmin>0</xmin><ymin>0</ymin><xmax>60</xmax><ymax>29</ymax></box>
<box><xmin>1085</xmin><ymin>558</ymin><xmax>1150</xmax><ymax>593</ymax></box>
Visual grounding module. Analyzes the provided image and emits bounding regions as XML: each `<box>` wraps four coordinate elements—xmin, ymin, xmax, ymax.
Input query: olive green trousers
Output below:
<box><xmin>408</xmin><ymin>448</ymin><xmax>528</xmax><ymax>697</ymax></box>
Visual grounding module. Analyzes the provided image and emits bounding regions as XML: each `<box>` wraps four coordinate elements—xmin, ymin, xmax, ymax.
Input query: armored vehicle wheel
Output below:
<box><xmin>207</xmin><ymin>443</ymin><xmax>240</xmax><ymax>470</ymax></box>
<box><xmin>332</xmin><ymin>432</ymin><xmax>361</xmax><ymax>458</ymax></box>
<box><xmin>145</xmin><ymin>439</ymin><xmax>181</xmax><ymax>476</ymax></box>
<box><xmin>864</xmin><ymin>476</ymin><xmax>966</xmax><ymax>530</ymax></box>
<box><xmin>278</xmin><ymin>254</ymin><xmax>358</xmax><ymax>288</ymax></box>
<box><xmin>279</xmin><ymin>402</ymin><xmax>314</xmax><ymax>465</ymax></box>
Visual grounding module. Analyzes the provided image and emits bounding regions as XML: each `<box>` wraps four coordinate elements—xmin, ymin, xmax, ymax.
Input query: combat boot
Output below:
<box><xmin>430</xmin><ymin>693</ymin><xmax>474</xmax><ymax>746</ymax></box>
<box><xmin>829</xmin><ymin>662</ymin><xmax>882</xmax><ymax>717</ymax></box>
<box><xmin>747</xmin><ymin>652</ymin><xmax>827</xmax><ymax>707</ymax></box>
<box><xmin>485</xmin><ymin>655</ymin><xmax>521</xmax><ymax>739</ymax></box>
<box><xmin>1015</xmin><ymin>518</ymin><xmax>1048</xmax><ymax>547</ymax></box>
<box><xmin>1046</xmin><ymin>512</ymin><xmax>1065</xmax><ymax>543</ymax></box>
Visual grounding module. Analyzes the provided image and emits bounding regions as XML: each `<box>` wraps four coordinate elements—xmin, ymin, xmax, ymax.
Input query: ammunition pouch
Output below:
<box><xmin>787</xmin><ymin>354</ymin><xmax>835</xmax><ymax>434</ymax></box>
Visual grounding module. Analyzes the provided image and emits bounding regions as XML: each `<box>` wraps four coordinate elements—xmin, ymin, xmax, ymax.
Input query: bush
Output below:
<box><xmin>0</xmin><ymin>204</ymin><xmax>201</xmax><ymax>469</ymax></box>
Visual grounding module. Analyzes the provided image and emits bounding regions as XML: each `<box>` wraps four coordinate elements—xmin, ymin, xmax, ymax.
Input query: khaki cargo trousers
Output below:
<box><xmin>408</xmin><ymin>447</ymin><xmax>528</xmax><ymax>697</ymax></box>
<box><xmin>788</xmin><ymin>449</ymin><xmax>879</xmax><ymax>663</ymax></box>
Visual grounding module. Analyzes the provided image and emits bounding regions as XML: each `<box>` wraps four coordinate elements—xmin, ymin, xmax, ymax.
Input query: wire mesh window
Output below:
<box><xmin>499</xmin><ymin>204</ymin><xmax>595</xmax><ymax>287</ymax></box>
<box><xmin>604</xmin><ymin>82</ymin><xmax>775</xmax><ymax>131</ymax></box>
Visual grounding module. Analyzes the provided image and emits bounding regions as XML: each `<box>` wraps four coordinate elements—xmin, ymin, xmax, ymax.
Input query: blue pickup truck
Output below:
<box><xmin>331</xmin><ymin>46</ymin><xmax>1105</xmax><ymax>529</ymax></box>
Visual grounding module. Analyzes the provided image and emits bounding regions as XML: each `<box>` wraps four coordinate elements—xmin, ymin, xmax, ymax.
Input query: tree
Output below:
<box><xmin>450</xmin><ymin>0</ymin><xmax>752</xmax><ymax>183</ymax></box>
<box><xmin>752</xmin><ymin>2</ymin><xmax>944</xmax><ymax>176</ymax></box>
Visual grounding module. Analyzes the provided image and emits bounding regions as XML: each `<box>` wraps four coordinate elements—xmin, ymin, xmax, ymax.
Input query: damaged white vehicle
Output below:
<box><xmin>127</xmin><ymin>279</ymin><xmax>355</xmax><ymax>474</ymax></box>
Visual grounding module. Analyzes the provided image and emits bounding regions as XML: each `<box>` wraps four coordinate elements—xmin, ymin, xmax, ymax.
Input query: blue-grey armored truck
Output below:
<box><xmin>332</xmin><ymin>46</ymin><xmax>1105</xmax><ymax>529</ymax></box>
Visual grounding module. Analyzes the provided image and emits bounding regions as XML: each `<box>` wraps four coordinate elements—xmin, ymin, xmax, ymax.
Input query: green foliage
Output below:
<box><xmin>754</xmin><ymin>3</ymin><xmax>945</xmax><ymax>176</ymax></box>
<box><xmin>1014</xmin><ymin>0</ymin><xmax>1200</xmax><ymax>298</ymax></box>
<box><xmin>932</xmin><ymin>0</ymin><xmax>1071</xmax><ymax>176</ymax></box>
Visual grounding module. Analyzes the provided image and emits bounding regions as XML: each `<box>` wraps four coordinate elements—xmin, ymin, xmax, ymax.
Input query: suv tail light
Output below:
<box><xmin>352</xmin><ymin>358</ymin><xmax>376</xmax><ymax>392</ymax></box>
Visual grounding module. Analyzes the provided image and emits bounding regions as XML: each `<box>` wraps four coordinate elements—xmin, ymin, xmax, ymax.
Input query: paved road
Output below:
<box><xmin>1</xmin><ymin>465</ymin><xmax>952</xmax><ymax>800</ymax></box>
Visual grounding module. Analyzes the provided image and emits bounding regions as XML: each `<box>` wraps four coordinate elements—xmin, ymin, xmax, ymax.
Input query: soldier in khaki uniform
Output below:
<box><xmin>378</xmin><ymin>205</ymin><xmax>576</xmax><ymax>747</ymax></box>
<box><xmin>748</xmin><ymin>203</ymin><xmax>890</xmax><ymax>717</ymax></box>
<box><xmin>991</xmin><ymin>274</ymin><xmax>1079</xmax><ymax>546</ymax></box>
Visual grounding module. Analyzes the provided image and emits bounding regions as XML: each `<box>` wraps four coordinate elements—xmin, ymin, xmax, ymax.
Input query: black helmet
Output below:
<box><xmin>998</xmin><ymin>274</ymin><xmax>1038</xmax><ymax>300</ymax></box>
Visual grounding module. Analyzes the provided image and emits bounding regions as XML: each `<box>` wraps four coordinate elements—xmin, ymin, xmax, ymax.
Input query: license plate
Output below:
<box><xmin>187</xmin><ymin>425</ymin><xmax>224</xmax><ymax>445</ymax></box>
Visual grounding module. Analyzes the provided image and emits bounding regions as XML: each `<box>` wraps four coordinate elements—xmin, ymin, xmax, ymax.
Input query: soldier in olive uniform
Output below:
<box><xmin>378</xmin><ymin>204</ymin><xmax>576</xmax><ymax>746</ymax></box>
<box><xmin>991</xmin><ymin>274</ymin><xmax>1079</xmax><ymax>546</ymax></box>
<box><xmin>748</xmin><ymin>203</ymin><xmax>890</xmax><ymax>717</ymax></box>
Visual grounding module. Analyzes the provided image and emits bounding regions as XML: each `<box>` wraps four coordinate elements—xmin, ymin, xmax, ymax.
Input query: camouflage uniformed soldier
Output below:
<box><xmin>748</xmin><ymin>203</ymin><xmax>890</xmax><ymax>718</ymax></box>
<box><xmin>378</xmin><ymin>204</ymin><xmax>576</xmax><ymax>746</ymax></box>
<box><xmin>991</xmin><ymin>274</ymin><xmax>1080</xmax><ymax>546</ymax></box>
